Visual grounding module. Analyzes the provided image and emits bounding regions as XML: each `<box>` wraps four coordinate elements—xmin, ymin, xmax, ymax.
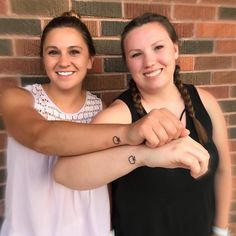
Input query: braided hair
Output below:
<box><xmin>122</xmin><ymin>13</ymin><xmax>208</xmax><ymax>145</ymax></box>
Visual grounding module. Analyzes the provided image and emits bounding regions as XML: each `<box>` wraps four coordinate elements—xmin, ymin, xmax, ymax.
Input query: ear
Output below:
<box><xmin>174</xmin><ymin>43</ymin><xmax>179</xmax><ymax>60</ymax></box>
<box><xmin>87</xmin><ymin>56</ymin><xmax>94</xmax><ymax>70</ymax></box>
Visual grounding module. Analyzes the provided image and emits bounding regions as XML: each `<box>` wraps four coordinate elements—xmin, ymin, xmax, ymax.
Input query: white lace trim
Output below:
<box><xmin>25</xmin><ymin>84</ymin><xmax>102</xmax><ymax>123</ymax></box>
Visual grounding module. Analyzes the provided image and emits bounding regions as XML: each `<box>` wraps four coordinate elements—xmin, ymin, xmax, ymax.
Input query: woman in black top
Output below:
<box><xmin>54</xmin><ymin>13</ymin><xmax>231</xmax><ymax>236</ymax></box>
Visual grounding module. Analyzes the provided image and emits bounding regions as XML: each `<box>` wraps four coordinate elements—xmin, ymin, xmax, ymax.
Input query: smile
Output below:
<box><xmin>56</xmin><ymin>71</ymin><xmax>74</xmax><ymax>76</ymax></box>
<box><xmin>144</xmin><ymin>69</ymin><xmax>162</xmax><ymax>77</ymax></box>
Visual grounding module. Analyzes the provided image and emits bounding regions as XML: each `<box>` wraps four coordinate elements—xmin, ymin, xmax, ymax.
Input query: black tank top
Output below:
<box><xmin>112</xmin><ymin>84</ymin><xmax>219</xmax><ymax>236</ymax></box>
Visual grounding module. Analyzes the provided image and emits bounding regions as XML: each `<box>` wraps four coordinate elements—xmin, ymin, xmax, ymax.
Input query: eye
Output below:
<box><xmin>154</xmin><ymin>45</ymin><xmax>164</xmax><ymax>51</ymax></box>
<box><xmin>69</xmin><ymin>49</ymin><xmax>81</xmax><ymax>56</ymax></box>
<box><xmin>131</xmin><ymin>52</ymin><xmax>142</xmax><ymax>58</ymax></box>
<box><xmin>48</xmin><ymin>50</ymin><xmax>59</xmax><ymax>56</ymax></box>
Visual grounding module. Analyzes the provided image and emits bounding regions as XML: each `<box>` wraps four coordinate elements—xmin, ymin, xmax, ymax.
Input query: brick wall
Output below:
<box><xmin>0</xmin><ymin>0</ymin><xmax>236</xmax><ymax>233</ymax></box>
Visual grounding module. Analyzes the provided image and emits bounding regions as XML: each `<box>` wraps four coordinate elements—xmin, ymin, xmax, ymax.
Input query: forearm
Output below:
<box><xmin>53</xmin><ymin>145</ymin><xmax>144</xmax><ymax>190</ymax></box>
<box><xmin>33</xmin><ymin>121</ymin><xmax>130</xmax><ymax>156</ymax></box>
<box><xmin>2</xmin><ymin>87</ymin><xmax>131</xmax><ymax>156</ymax></box>
<box><xmin>54</xmin><ymin>136</ymin><xmax>210</xmax><ymax>190</ymax></box>
<box><xmin>214</xmin><ymin>170</ymin><xmax>232</xmax><ymax>228</ymax></box>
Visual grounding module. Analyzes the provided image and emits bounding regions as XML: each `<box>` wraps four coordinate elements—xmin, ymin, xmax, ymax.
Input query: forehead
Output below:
<box><xmin>44</xmin><ymin>27</ymin><xmax>85</xmax><ymax>45</ymax></box>
<box><xmin>124</xmin><ymin>22</ymin><xmax>171</xmax><ymax>49</ymax></box>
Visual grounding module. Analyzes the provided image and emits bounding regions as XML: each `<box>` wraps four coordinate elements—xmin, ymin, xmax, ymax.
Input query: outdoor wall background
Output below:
<box><xmin>0</xmin><ymin>0</ymin><xmax>236</xmax><ymax>234</ymax></box>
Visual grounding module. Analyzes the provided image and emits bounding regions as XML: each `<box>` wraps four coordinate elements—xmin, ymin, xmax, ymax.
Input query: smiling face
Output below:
<box><xmin>42</xmin><ymin>27</ymin><xmax>93</xmax><ymax>91</ymax></box>
<box><xmin>123</xmin><ymin>22</ymin><xmax>179</xmax><ymax>94</ymax></box>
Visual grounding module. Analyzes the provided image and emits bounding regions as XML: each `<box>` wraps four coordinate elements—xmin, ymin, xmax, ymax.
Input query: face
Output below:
<box><xmin>42</xmin><ymin>27</ymin><xmax>93</xmax><ymax>91</ymax></box>
<box><xmin>124</xmin><ymin>22</ymin><xmax>179</xmax><ymax>94</ymax></box>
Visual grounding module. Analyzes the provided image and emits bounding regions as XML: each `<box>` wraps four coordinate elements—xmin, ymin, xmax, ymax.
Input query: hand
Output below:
<box><xmin>127</xmin><ymin>108</ymin><xmax>189</xmax><ymax>148</ymax></box>
<box><xmin>141</xmin><ymin>136</ymin><xmax>209</xmax><ymax>178</ymax></box>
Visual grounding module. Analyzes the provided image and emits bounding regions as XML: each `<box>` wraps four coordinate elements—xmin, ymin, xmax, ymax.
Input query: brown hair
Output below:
<box><xmin>40</xmin><ymin>10</ymin><xmax>95</xmax><ymax>57</ymax></box>
<box><xmin>123</xmin><ymin>13</ymin><xmax>208</xmax><ymax>145</ymax></box>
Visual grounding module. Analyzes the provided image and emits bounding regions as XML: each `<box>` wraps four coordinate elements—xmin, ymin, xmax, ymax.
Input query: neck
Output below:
<box><xmin>42</xmin><ymin>83</ymin><xmax>86</xmax><ymax>113</ymax></box>
<box><xmin>139</xmin><ymin>83</ymin><xmax>185</xmax><ymax>117</ymax></box>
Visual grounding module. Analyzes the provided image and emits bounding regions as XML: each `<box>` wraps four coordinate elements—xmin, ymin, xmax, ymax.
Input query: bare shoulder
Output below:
<box><xmin>1</xmin><ymin>86</ymin><xmax>34</xmax><ymax>121</ymax></box>
<box><xmin>92</xmin><ymin>99</ymin><xmax>132</xmax><ymax>124</ymax></box>
<box><xmin>196</xmin><ymin>87</ymin><xmax>226</xmax><ymax>131</ymax></box>
<box><xmin>2</xmin><ymin>86</ymin><xmax>33</xmax><ymax>107</ymax></box>
<box><xmin>196</xmin><ymin>87</ymin><xmax>221</xmax><ymax>113</ymax></box>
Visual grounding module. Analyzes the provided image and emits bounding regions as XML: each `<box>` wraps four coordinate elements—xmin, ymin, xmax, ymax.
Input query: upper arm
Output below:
<box><xmin>91</xmin><ymin>99</ymin><xmax>132</xmax><ymax>124</ymax></box>
<box><xmin>197</xmin><ymin>88</ymin><xmax>230</xmax><ymax>170</ymax></box>
<box><xmin>1</xmin><ymin>86</ymin><xmax>48</xmax><ymax>149</ymax></box>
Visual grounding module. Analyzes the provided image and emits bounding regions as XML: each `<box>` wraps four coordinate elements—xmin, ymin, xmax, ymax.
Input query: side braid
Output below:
<box><xmin>129</xmin><ymin>79</ymin><xmax>146</xmax><ymax>118</ymax></box>
<box><xmin>174</xmin><ymin>65</ymin><xmax>208</xmax><ymax>145</ymax></box>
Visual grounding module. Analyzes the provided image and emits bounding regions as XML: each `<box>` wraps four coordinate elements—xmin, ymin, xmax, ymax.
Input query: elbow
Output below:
<box><xmin>53</xmin><ymin>161</ymin><xmax>90</xmax><ymax>191</ymax></box>
<box><xmin>32</xmin><ymin>127</ymin><xmax>55</xmax><ymax>155</ymax></box>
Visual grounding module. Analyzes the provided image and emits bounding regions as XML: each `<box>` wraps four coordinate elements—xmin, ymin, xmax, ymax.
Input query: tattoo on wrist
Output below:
<box><xmin>128</xmin><ymin>155</ymin><xmax>136</xmax><ymax>164</ymax></box>
<box><xmin>113</xmin><ymin>136</ymin><xmax>121</xmax><ymax>145</ymax></box>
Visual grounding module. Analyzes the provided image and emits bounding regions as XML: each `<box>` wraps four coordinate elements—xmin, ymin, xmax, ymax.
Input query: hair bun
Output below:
<box><xmin>61</xmin><ymin>10</ymin><xmax>81</xmax><ymax>19</ymax></box>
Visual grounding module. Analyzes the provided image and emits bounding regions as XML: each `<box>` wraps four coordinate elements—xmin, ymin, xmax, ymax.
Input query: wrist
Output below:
<box><xmin>212</xmin><ymin>226</ymin><xmax>230</xmax><ymax>236</ymax></box>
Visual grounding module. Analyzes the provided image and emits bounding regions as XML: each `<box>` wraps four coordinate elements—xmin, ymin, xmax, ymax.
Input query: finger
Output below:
<box><xmin>149</xmin><ymin>117</ymin><xmax>181</xmax><ymax>143</ymax></box>
<box><xmin>178</xmin><ymin>154</ymin><xmax>202</xmax><ymax>178</ymax></box>
<box><xmin>158</xmin><ymin>108</ymin><xmax>185</xmax><ymax>139</ymax></box>
<box><xmin>180</xmin><ymin>128</ymin><xmax>190</xmax><ymax>137</ymax></box>
<box><xmin>184</xmin><ymin>137</ymin><xmax>210</xmax><ymax>176</ymax></box>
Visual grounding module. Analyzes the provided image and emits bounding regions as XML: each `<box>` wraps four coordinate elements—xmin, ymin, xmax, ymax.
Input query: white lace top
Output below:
<box><xmin>1</xmin><ymin>84</ymin><xmax>110</xmax><ymax>236</ymax></box>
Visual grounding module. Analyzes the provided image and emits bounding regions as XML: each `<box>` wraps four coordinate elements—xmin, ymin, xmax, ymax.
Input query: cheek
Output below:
<box><xmin>43</xmin><ymin>57</ymin><xmax>55</xmax><ymax>71</ymax></box>
<box><xmin>127</xmin><ymin>59</ymin><xmax>142</xmax><ymax>73</ymax></box>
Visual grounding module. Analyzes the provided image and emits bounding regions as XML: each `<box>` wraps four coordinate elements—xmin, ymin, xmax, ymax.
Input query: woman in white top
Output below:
<box><xmin>1</xmin><ymin>10</ymin><xmax>209</xmax><ymax>236</ymax></box>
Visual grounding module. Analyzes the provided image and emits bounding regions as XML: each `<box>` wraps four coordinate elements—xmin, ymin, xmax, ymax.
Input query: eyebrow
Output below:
<box><xmin>127</xmin><ymin>40</ymin><xmax>165</xmax><ymax>54</ymax></box>
<box><xmin>44</xmin><ymin>45</ymin><xmax>83</xmax><ymax>51</ymax></box>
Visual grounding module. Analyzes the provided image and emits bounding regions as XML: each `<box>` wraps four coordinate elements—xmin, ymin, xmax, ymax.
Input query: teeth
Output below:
<box><xmin>145</xmin><ymin>69</ymin><xmax>162</xmax><ymax>77</ymax></box>
<box><xmin>57</xmin><ymin>71</ymin><xmax>73</xmax><ymax>76</ymax></box>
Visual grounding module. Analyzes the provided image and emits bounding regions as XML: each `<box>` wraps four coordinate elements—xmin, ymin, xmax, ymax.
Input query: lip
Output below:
<box><xmin>143</xmin><ymin>68</ymin><xmax>163</xmax><ymax>78</ymax></box>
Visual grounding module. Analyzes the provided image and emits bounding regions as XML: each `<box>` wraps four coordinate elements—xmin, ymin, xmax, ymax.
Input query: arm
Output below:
<box><xmin>1</xmin><ymin>87</ymin><xmax>188</xmax><ymax>156</ymax></box>
<box><xmin>54</xmin><ymin>136</ymin><xmax>209</xmax><ymax>190</ymax></box>
<box><xmin>198</xmin><ymin>88</ymin><xmax>232</xmax><ymax>230</ymax></box>
<box><xmin>53</xmin><ymin>100</ymin><xmax>209</xmax><ymax>190</ymax></box>
<box><xmin>1</xmin><ymin>87</ymin><xmax>129</xmax><ymax>156</ymax></box>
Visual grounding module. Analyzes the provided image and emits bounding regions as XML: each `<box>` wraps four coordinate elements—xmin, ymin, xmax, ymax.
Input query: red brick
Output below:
<box><xmin>173</xmin><ymin>23</ymin><xmax>194</xmax><ymax>38</ymax></box>
<box><xmin>196</xmin><ymin>23</ymin><xmax>236</xmax><ymax>38</ymax></box>
<box><xmin>174</xmin><ymin>5</ymin><xmax>216</xmax><ymax>21</ymax></box>
<box><xmin>195</xmin><ymin>56</ymin><xmax>232</xmax><ymax>70</ymax></box>
<box><xmin>230</xmin><ymin>87</ymin><xmax>236</xmax><ymax>98</ymax></box>
<box><xmin>212</xmin><ymin>71</ymin><xmax>236</xmax><ymax>85</ymax></box>
<box><xmin>0</xmin><ymin>0</ymin><xmax>8</xmax><ymax>14</ymax></box>
<box><xmin>216</xmin><ymin>40</ymin><xmax>236</xmax><ymax>54</ymax></box>
<box><xmin>142</xmin><ymin>0</ymin><xmax>172</xmax><ymax>2</ymax></box>
<box><xmin>84</xmin><ymin>74</ymin><xmax>126</xmax><ymax>91</ymax></box>
<box><xmin>229</xmin><ymin>140</ymin><xmax>236</xmax><ymax>152</ymax></box>
<box><xmin>124</xmin><ymin>3</ymin><xmax>171</xmax><ymax>19</ymax></box>
<box><xmin>178</xmin><ymin>56</ymin><xmax>194</xmax><ymax>71</ymax></box>
<box><xmin>84</xmin><ymin>20</ymin><xmax>99</xmax><ymax>37</ymax></box>
<box><xmin>41</xmin><ymin>19</ymin><xmax>98</xmax><ymax>37</ymax></box>
<box><xmin>0</xmin><ymin>59</ymin><xmax>44</xmax><ymax>75</ymax></box>
<box><xmin>101</xmin><ymin>91</ymin><xmax>125</xmax><ymax>106</ymax></box>
<box><xmin>15</xmin><ymin>39</ymin><xmax>40</xmax><ymax>57</ymax></box>
<box><xmin>0</xmin><ymin>133</ymin><xmax>7</xmax><ymax>150</ymax></box>
<box><xmin>201</xmin><ymin>86</ymin><xmax>229</xmax><ymax>99</ymax></box>
<box><xmin>231</xmin><ymin>153</ymin><xmax>236</xmax><ymax>165</ymax></box>
<box><xmin>89</xmin><ymin>57</ymin><xmax>103</xmax><ymax>73</ymax></box>
<box><xmin>0</xmin><ymin>200</ymin><xmax>4</xmax><ymax>218</ymax></box>
<box><xmin>233</xmin><ymin>57</ymin><xmax>236</xmax><ymax>68</ymax></box>
<box><xmin>172</xmin><ymin>0</ymin><xmax>197</xmax><ymax>2</ymax></box>
<box><xmin>200</xmin><ymin>0</ymin><xmax>236</xmax><ymax>5</ymax></box>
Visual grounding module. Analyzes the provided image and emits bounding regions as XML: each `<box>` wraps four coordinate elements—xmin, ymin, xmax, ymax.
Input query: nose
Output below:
<box><xmin>143</xmin><ymin>53</ymin><xmax>155</xmax><ymax>69</ymax></box>
<box><xmin>58</xmin><ymin>53</ymin><xmax>70</xmax><ymax>68</ymax></box>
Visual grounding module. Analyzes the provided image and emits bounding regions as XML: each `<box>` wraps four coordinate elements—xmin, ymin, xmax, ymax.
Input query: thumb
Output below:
<box><xmin>180</xmin><ymin>128</ymin><xmax>190</xmax><ymax>137</ymax></box>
